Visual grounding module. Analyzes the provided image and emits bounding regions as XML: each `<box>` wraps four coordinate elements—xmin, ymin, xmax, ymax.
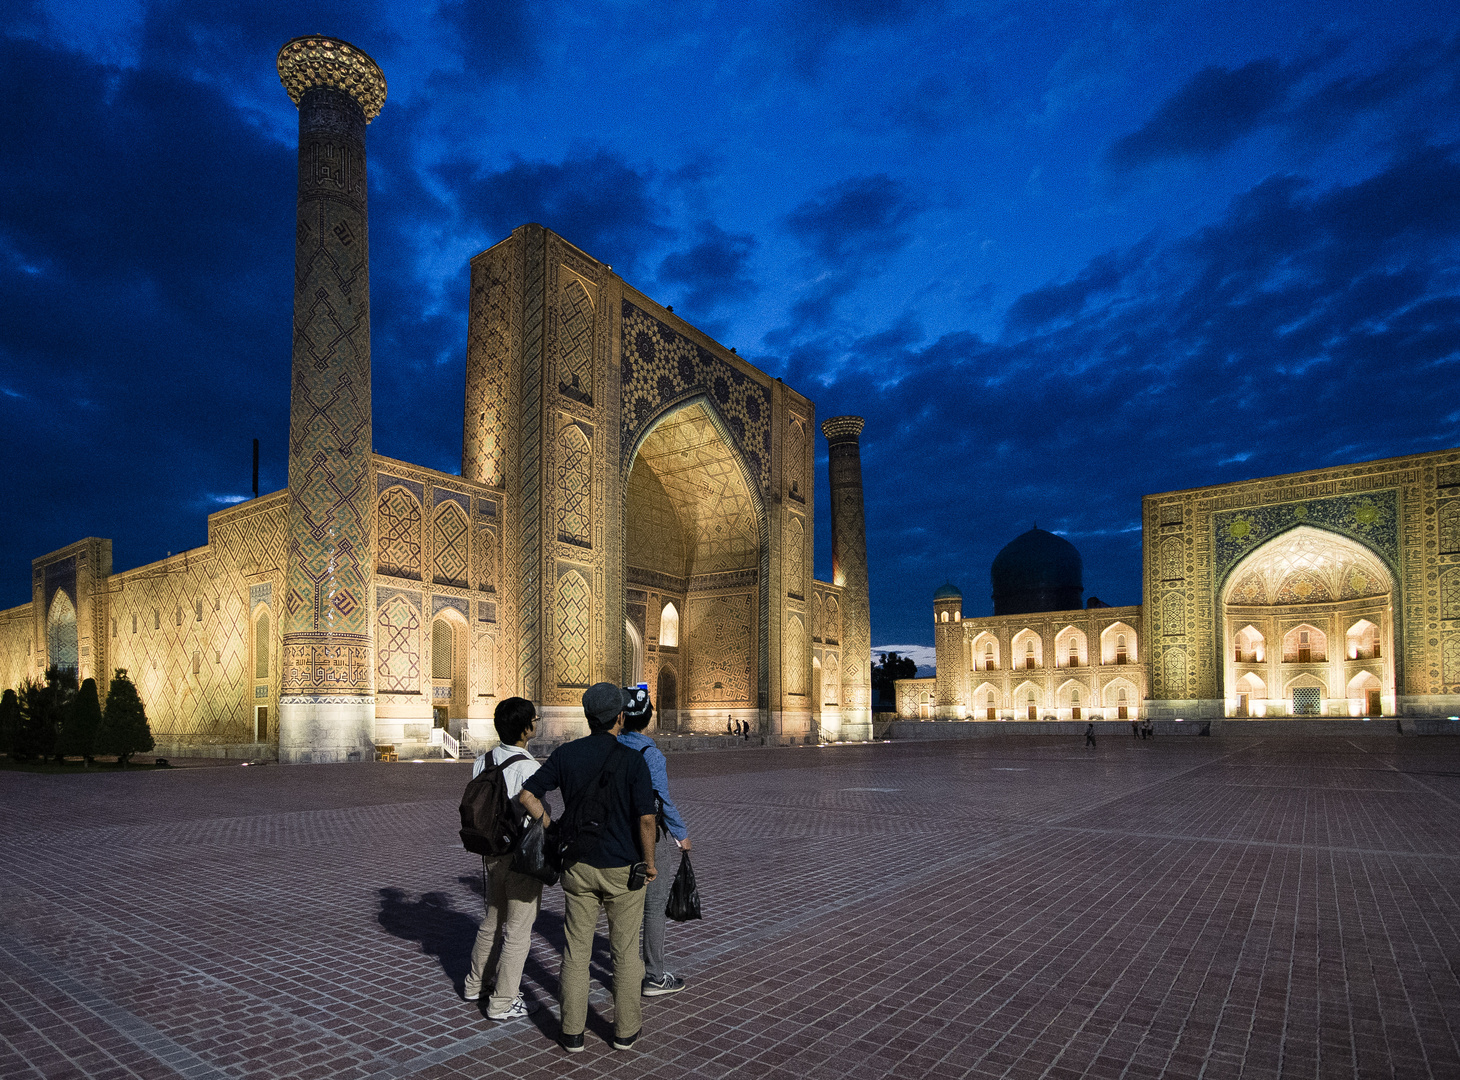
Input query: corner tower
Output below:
<box><xmin>275</xmin><ymin>37</ymin><xmax>386</xmax><ymax>762</ymax></box>
<box><xmin>823</xmin><ymin>416</ymin><xmax>872</xmax><ymax>740</ymax></box>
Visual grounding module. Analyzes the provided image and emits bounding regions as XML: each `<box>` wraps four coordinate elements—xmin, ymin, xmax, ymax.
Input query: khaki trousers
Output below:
<box><xmin>464</xmin><ymin>855</ymin><xmax>543</xmax><ymax>1014</ymax></box>
<box><xmin>560</xmin><ymin>862</ymin><xmax>647</xmax><ymax>1038</ymax></box>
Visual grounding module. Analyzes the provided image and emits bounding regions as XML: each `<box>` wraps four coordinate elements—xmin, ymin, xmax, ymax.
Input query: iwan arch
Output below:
<box><xmin>0</xmin><ymin>38</ymin><xmax>874</xmax><ymax>761</ymax></box>
<box><xmin>904</xmin><ymin>449</ymin><xmax>1460</xmax><ymax>725</ymax></box>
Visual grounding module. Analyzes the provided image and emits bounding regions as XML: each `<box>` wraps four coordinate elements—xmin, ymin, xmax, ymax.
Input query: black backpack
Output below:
<box><xmin>459</xmin><ymin>753</ymin><xmax>529</xmax><ymax>857</ymax></box>
<box><xmin>552</xmin><ymin>743</ymin><xmax>631</xmax><ymax>864</ymax></box>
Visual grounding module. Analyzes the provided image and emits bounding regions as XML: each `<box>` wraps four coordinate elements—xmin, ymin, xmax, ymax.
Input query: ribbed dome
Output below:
<box><xmin>933</xmin><ymin>581</ymin><xmax>963</xmax><ymax>601</ymax></box>
<box><xmin>991</xmin><ymin>527</ymin><xmax>1083</xmax><ymax>615</ymax></box>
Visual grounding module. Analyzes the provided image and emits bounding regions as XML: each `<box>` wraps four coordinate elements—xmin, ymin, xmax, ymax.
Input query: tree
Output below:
<box><xmin>14</xmin><ymin>666</ymin><xmax>75</xmax><ymax>762</ymax></box>
<box><xmin>0</xmin><ymin>688</ymin><xmax>19</xmax><ymax>759</ymax></box>
<box><xmin>871</xmin><ymin>652</ymin><xmax>918</xmax><ymax>707</ymax></box>
<box><xmin>61</xmin><ymin>678</ymin><xmax>103</xmax><ymax>764</ymax></box>
<box><xmin>99</xmin><ymin>669</ymin><xmax>154</xmax><ymax>766</ymax></box>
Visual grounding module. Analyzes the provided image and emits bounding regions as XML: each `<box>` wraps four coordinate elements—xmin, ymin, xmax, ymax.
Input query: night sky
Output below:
<box><xmin>3</xmin><ymin>2</ymin><xmax>1459</xmax><ymax>672</ymax></box>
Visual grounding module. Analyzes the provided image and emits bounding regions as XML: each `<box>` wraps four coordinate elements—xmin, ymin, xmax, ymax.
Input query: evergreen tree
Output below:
<box><xmin>41</xmin><ymin>666</ymin><xmax>77</xmax><ymax>763</ymax></box>
<box><xmin>871</xmin><ymin>652</ymin><xmax>918</xmax><ymax>707</ymax></box>
<box><xmin>15</xmin><ymin>677</ymin><xmax>57</xmax><ymax>761</ymax></box>
<box><xmin>62</xmin><ymin>678</ymin><xmax>103</xmax><ymax>764</ymax></box>
<box><xmin>100</xmin><ymin>668</ymin><xmax>153</xmax><ymax>765</ymax></box>
<box><xmin>0</xmin><ymin>688</ymin><xmax>19</xmax><ymax>759</ymax></box>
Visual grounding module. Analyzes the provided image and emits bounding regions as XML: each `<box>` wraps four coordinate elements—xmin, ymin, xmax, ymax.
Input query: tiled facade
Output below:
<box><xmin>901</xmin><ymin>447</ymin><xmax>1460</xmax><ymax>721</ymax></box>
<box><xmin>0</xmin><ymin>39</ymin><xmax>866</xmax><ymax>758</ymax></box>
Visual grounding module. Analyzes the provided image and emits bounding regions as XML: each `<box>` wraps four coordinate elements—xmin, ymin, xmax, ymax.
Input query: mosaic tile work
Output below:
<box><xmin>554</xmin><ymin>568</ymin><xmax>591</xmax><ymax>688</ymax></box>
<box><xmin>620</xmin><ymin>301</ymin><xmax>771</xmax><ymax>497</ymax></box>
<box><xmin>281</xmin><ymin>80</ymin><xmax>376</xmax><ymax>696</ymax></box>
<box><xmin>377</xmin><ymin>486</ymin><xmax>423</xmax><ymax>580</ymax></box>
<box><xmin>686</xmin><ymin>592</ymin><xmax>754</xmax><ymax>706</ymax></box>
<box><xmin>431</xmin><ymin>502</ymin><xmax>469</xmax><ymax>588</ymax></box>
<box><xmin>1212</xmin><ymin>488</ymin><xmax>1400</xmax><ymax>583</ymax></box>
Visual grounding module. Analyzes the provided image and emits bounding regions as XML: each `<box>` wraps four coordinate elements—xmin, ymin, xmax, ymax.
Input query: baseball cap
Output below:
<box><xmin>582</xmin><ymin>682</ymin><xmax>630</xmax><ymax>726</ymax></box>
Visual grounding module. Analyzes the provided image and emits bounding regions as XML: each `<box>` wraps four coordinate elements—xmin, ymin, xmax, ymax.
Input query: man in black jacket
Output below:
<box><xmin>519</xmin><ymin>683</ymin><xmax>658</xmax><ymax>1053</ymax></box>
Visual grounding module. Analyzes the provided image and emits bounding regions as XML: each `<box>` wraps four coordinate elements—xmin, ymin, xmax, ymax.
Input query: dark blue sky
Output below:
<box><xmin>3</xmin><ymin>1</ymin><xmax>1459</xmax><ymax>662</ymax></box>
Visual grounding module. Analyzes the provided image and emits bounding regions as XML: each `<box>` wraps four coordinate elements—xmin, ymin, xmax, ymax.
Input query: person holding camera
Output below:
<box><xmin>518</xmin><ymin>683</ymin><xmax>658</xmax><ymax>1053</ymax></box>
<box><xmin>617</xmin><ymin>701</ymin><xmax>690</xmax><ymax>997</ymax></box>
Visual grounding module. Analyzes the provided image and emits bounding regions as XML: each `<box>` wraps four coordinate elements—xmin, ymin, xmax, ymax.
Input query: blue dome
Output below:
<box><xmin>933</xmin><ymin>581</ymin><xmax>963</xmax><ymax>601</ymax></box>
<box><xmin>991</xmin><ymin>527</ymin><xmax>1083</xmax><ymax>615</ymax></box>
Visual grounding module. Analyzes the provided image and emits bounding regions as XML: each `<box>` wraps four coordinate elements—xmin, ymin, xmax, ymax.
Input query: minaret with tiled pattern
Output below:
<box><xmin>275</xmin><ymin>37</ymin><xmax>386</xmax><ymax>762</ymax></box>
<box><xmin>822</xmin><ymin>416</ymin><xmax>873</xmax><ymax>740</ymax></box>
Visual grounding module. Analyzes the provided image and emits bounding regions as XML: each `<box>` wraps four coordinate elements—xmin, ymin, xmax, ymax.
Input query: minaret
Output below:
<box><xmin>275</xmin><ymin>38</ymin><xmax>386</xmax><ymax>763</ymax></box>
<box><xmin>822</xmin><ymin>416</ymin><xmax>872</xmax><ymax>740</ymax></box>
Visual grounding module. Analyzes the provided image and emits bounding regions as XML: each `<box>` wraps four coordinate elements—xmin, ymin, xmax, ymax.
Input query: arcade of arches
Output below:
<box><xmin>899</xmin><ymin>449</ymin><xmax>1460</xmax><ymax>723</ymax></box>
<box><xmin>1222</xmin><ymin>526</ymin><xmax>1393</xmax><ymax>717</ymax></box>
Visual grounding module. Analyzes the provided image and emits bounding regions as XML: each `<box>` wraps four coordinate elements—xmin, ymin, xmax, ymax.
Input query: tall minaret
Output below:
<box><xmin>275</xmin><ymin>38</ymin><xmax>386</xmax><ymax>763</ymax></box>
<box><xmin>822</xmin><ymin>416</ymin><xmax>872</xmax><ymax>740</ymax></box>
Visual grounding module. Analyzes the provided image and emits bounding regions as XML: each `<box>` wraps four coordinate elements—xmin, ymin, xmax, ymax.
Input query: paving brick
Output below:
<box><xmin>4</xmin><ymin>737</ymin><xmax>1460</xmax><ymax>1078</ymax></box>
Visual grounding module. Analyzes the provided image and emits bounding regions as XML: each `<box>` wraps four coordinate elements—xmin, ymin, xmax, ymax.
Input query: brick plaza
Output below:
<box><xmin>3</xmin><ymin>734</ymin><xmax>1460</xmax><ymax>1079</ymax></box>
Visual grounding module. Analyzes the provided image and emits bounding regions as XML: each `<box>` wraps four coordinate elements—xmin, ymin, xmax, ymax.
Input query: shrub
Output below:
<box><xmin>0</xmin><ymin>688</ymin><xmax>18</xmax><ymax>758</ymax></box>
<box><xmin>99</xmin><ymin>668</ymin><xmax>154</xmax><ymax>766</ymax></box>
<box><xmin>15</xmin><ymin>667</ymin><xmax>75</xmax><ymax>762</ymax></box>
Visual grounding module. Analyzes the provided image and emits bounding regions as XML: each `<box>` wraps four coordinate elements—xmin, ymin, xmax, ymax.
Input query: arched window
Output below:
<box><xmin>1026</xmin><ymin>692</ymin><xmax>1037</xmax><ymax>720</ymax></box>
<box><xmin>1071</xmin><ymin>689</ymin><xmax>1081</xmax><ymax>720</ymax></box>
<box><xmin>984</xmin><ymin>642</ymin><xmax>995</xmax><ymax>670</ymax></box>
<box><xmin>432</xmin><ymin>619</ymin><xmax>453</xmax><ymax>680</ymax></box>
<box><xmin>1025</xmin><ymin>640</ymin><xmax>1036</xmax><ymax>670</ymax></box>
<box><xmin>1068</xmin><ymin>640</ymin><xmax>1079</xmax><ymax>667</ymax></box>
<box><xmin>1116</xmin><ymin>634</ymin><xmax>1127</xmax><ymax>664</ymax></box>
<box><xmin>1117</xmin><ymin>686</ymin><xmax>1129</xmax><ymax>720</ymax></box>
<box><xmin>660</xmin><ymin>602</ymin><xmax>679</xmax><ymax>648</ymax></box>
<box><xmin>986</xmin><ymin>692</ymin><xmax>997</xmax><ymax>720</ymax></box>
<box><xmin>940</xmin><ymin>611</ymin><xmax>949</xmax><ymax>623</ymax></box>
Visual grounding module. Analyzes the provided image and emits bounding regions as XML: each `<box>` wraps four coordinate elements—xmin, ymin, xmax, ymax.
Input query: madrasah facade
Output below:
<box><xmin>0</xmin><ymin>37</ymin><xmax>873</xmax><ymax>762</ymax></box>
<box><xmin>896</xmin><ymin>448</ymin><xmax>1460</xmax><ymax>725</ymax></box>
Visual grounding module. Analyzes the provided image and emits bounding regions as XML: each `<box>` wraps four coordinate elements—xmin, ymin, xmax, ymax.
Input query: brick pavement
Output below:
<box><xmin>3</xmin><ymin>736</ymin><xmax>1460</xmax><ymax>1079</ymax></box>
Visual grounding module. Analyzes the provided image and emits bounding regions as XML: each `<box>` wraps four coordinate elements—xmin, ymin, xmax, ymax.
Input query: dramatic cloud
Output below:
<box><xmin>1108</xmin><ymin>59</ymin><xmax>1299</xmax><ymax>170</ymax></box>
<box><xmin>443</xmin><ymin>151</ymin><xmax>673</xmax><ymax>282</ymax></box>
<box><xmin>656</xmin><ymin>221</ymin><xmax>758</xmax><ymax>322</ymax></box>
<box><xmin>776</xmin><ymin>174</ymin><xmax>925</xmax><ymax>332</ymax></box>
<box><xmin>785</xmin><ymin>143</ymin><xmax>1460</xmax><ymax>640</ymax></box>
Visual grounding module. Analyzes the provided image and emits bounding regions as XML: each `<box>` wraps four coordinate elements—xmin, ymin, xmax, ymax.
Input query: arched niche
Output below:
<box><xmin>1221</xmin><ymin>525</ymin><xmax>1394</xmax><ymax>718</ymax></box>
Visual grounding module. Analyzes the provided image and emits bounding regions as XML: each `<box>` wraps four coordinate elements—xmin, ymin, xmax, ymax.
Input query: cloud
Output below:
<box><xmin>435</xmin><ymin>0</ymin><xmax>538</xmax><ymax>78</ymax></box>
<box><xmin>783</xmin><ymin>143</ymin><xmax>1460</xmax><ymax>641</ymax></box>
<box><xmin>656</xmin><ymin>221</ymin><xmax>758</xmax><ymax>322</ymax></box>
<box><xmin>1108</xmin><ymin>59</ymin><xmax>1298</xmax><ymax>170</ymax></box>
<box><xmin>442</xmin><ymin>150</ymin><xmax>673</xmax><ymax>281</ymax></box>
<box><xmin>772</xmin><ymin>174</ymin><xmax>926</xmax><ymax>335</ymax></box>
<box><xmin>1109</xmin><ymin>35</ymin><xmax>1460</xmax><ymax>172</ymax></box>
<box><xmin>784</xmin><ymin>173</ymin><xmax>922</xmax><ymax>263</ymax></box>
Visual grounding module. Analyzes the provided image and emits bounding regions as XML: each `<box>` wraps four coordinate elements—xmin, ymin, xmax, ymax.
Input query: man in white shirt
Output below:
<box><xmin>463</xmin><ymin>697</ymin><xmax>544</xmax><ymax>1019</ymax></box>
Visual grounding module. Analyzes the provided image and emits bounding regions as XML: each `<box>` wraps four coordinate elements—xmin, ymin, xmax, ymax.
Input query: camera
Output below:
<box><xmin>623</xmin><ymin>683</ymin><xmax>653</xmax><ymax>724</ymax></box>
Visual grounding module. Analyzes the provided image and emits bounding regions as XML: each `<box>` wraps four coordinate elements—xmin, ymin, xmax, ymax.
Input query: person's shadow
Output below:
<box><xmin>377</xmin><ymin>879</ymin><xmax>621</xmax><ymax>1044</ymax></box>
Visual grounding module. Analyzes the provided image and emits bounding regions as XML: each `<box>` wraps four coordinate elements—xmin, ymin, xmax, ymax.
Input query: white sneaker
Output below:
<box><xmin>487</xmin><ymin>994</ymin><xmax>538</xmax><ymax>1020</ymax></box>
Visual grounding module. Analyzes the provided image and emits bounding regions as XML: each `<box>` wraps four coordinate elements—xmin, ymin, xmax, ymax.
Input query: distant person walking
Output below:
<box><xmin>1084</xmin><ymin>722</ymin><xmax>1096</xmax><ymax>749</ymax></box>
<box><xmin>1131</xmin><ymin>719</ymin><xmax>1140</xmax><ymax>738</ymax></box>
<box><xmin>463</xmin><ymin>697</ymin><xmax>542</xmax><ymax>1020</ymax></box>
<box><xmin>1141</xmin><ymin>719</ymin><xmax>1153</xmax><ymax>740</ymax></box>
<box><xmin>726</xmin><ymin>715</ymin><xmax>733</xmax><ymax>736</ymax></box>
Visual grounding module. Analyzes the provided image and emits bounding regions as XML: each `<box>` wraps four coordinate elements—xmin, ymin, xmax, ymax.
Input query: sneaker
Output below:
<box><xmin>487</xmin><ymin>994</ymin><xmax>538</xmax><ymax>1020</ymax></box>
<box><xmin>462</xmin><ymin>979</ymin><xmax>494</xmax><ymax>1002</ymax></box>
<box><xmin>559</xmin><ymin>1032</ymin><xmax>585</xmax><ymax>1053</ymax></box>
<box><xmin>641</xmin><ymin>973</ymin><xmax>686</xmax><ymax>997</ymax></box>
<box><xmin>612</xmin><ymin>1029</ymin><xmax>640</xmax><ymax>1051</ymax></box>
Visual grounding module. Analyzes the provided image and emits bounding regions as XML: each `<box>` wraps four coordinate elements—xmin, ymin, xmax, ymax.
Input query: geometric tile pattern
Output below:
<box><xmin>553</xmin><ymin>569</ymin><xmax>590</xmax><ymax>688</ymax></box>
<box><xmin>621</xmin><ymin>300</ymin><xmax>771</xmax><ymax>497</ymax></box>
<box><xmin>378</xmin><ymin>487</ymin><xmax>422</xmax><ymax>580</ymax></box>
<box><xmin>784</xmin><ymin>514</ymin><xmax>805</xmax><ymax>600</ymax></box>
<box><xmin>630</xmin><ymin>402</ymin><xmax>760</xmax><ymax>576</ymax></box>
<box><xmin>785</xmin><ymin>613</ymin><xmax>806</xmax><ymax>695</ymax></box>
<box><xmin>281</xmin><ymin>88</ymin><xmax>374</xmax><ymax>696</ymax></box>
<box><xmin>1212</xmin><ymin>488</ymin><xmax>1399</xmax><ymax>584</ymax></box>
<box><xmin>824</xmin><ymin>420</ymin><xmax>870</xmax><ymax>715</ymax></box>
<box><xmin>556</xmin><ymin>276</ymin><xmax>594</xmax><ymax>405</ymax></box>
<box><xmin>686</xmin><ymin>592</ymin><xmax>753</xmax><ymax>706</ymax></box>
<box><xmin>463</xmin><ymin>242</ymin><xmax>513</xmax><ymax>488</ymax></box>
<box><xmin>376</xmin><ymin>592</ymin><xmax>420</xmax><ymax>694</ymax></box>
<box><xmin>432</xmin><ymin>502</ymin><xmax>469</xmax><ymax>588</ymax></box>
<box><xmin>555</xmin><ymin>424</ymin><xmax>591</xmax><ymax>547</ymax></box>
